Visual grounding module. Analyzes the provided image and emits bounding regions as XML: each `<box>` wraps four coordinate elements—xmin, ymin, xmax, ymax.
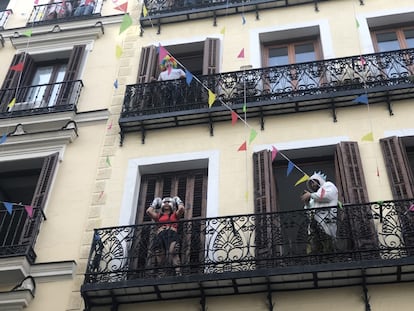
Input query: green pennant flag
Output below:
<box><xmin>22</xmin><ymin>29</ymin><xmax>33</xmax><ymax>37</ymax></box>
<box><xmin>119</xmin><ymin>14</ymin><xmax>133</xmax><ymax>34</ymax></box>
<box><xmin>242</xmin><ymin>103</ymin><xmax>247</xmax><ymax>112</ymax></box>
<box><xmin>249</xmin><ymin>128</ymin><xmax>257</xmax><ymax>144</ymax></box>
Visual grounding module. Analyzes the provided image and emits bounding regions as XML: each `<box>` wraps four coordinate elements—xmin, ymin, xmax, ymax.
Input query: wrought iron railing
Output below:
<box><xmin>0</xmin><ymin>205</ymin><xmax>44</xmax><ymax>264</ymax></box>
<box><xmin>121</xmin><ymin>48</ymin><xmax>414</xmax><ymax>119</ymax></box>
<box><xmin>0</xmin><ymin>80</ymin><xmax>83</xmax><ymax>118</ymax></box>
<box><xmin>84</xmin><ymin>199</ymin><xmax>414</xmax><ymax>284</ymax></box>
<box><xmin>26</xmin><ymin>1</ymin><xmax>104</xmax><ymax>25</ymax></box>
<box><xmin>0</xmin><ymin>9</ymin><xmax>12</xmax><ymax>30</ymax></box>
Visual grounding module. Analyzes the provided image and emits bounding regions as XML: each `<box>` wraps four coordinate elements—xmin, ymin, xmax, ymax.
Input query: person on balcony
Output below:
<box><xmin>301</xmin><ymin>171</ymin><xmax>338</xmax><ymax>254</ymax></box>
<box><xmin>73</xmin><ymin>0</ymin><xmax>95</xmax><ymax>16</ymax></box>
<box><xmin>146</xmin><ymin>196</ymin><xmax>185</xmax><ymax>276</ymax></box>
<box><xmin>156</xmin><ymin>55</ymin><xmax>186</xmax><ymax>81</ymax></box>
<box><xmin>45</xmin><ymin>0</ymin><xmax>72</xmax><ymax>19</ymax></box>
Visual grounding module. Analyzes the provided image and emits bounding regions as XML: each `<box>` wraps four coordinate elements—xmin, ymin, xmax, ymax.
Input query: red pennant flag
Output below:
<box><xmin>10</xmin><ymin>62</ymin><xmax>24</xmax><ymax>72</ymax></box>
<box><xmin>237</xmin><ymin>48</ymin><xmax>245</xmax><ymax>58</ymax></box>
<box><xmin>231</xmin><ymin>111</ymin><xmax>238</xmax><ymax>125</ymax></box>
<box><xmin>25</xmin><ymin>205</ymin><xmax>34</xmax><ymax>218</ymax></box>
<box><xmin>114</xmin><ymin>2</ymin><xmax>128</xmax><ymax>12</ymax></box>
<box><xmin>237</xmin><ymin>141</ymin><xmax>247</xmax><ymax>151</ymax></box>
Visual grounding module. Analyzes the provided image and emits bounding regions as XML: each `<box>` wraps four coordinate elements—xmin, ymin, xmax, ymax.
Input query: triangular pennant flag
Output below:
<box><xmin>208</xmin><ymin>90</ymin><xmax>216</xmax><ymax>107</ymax></box>
<box><xmin>338</xmin><ymin>201</ymin><xmax>343</xmax><ymax>209</ymax></box>
<box><xmin>242</xmin><ymin>15</ymin><xmax>246</xmax><ymax>25</ymax></box>
<box><xmin>287</xmin><ymin>161</ymin><xmax>294</xmax><ymax>176</ymax></box>
<box><xmin>356</xmin><ymin>18</ymin><xmax>360</xmax><ymax>28</ymax></box>
<box><xmin>142</xmin><ymin>4</ymin><xmax>148</xmax><ymax>17</ymax></box>
<box><xmin>220</xmin><ymin>27</ymin><xmax>225</xmax><ymax>35</ymax></box>
<box><xmin>115</xmin><ymin>45</ymin><xmax>123</xmax><ymax>58</ymax></box>
<box><xmin>8</xmin><ymin>98</ymin><xmax>16</xmax><ymax>109</ymax></box>
<box><xmin>99</xmin><ymin>191</ymin><xmax>104</xmax><ymax>200</ymax></box>
<box><xmin>113</xmin><ymin>79</ymin><xmax>118</xmax><ymax>89</ymax></box>
<box><xmin>106</xmin><ymin>156</ymin><xmax>111</xmax><ymax>167</ymax></box>
<box><xmin>119</xmin><ymin>14</ymin><xmax>132</xmax><ymax>34</ymax></box>
<box><xmin>271</xmin><ymin>146</ymin><xmax>278</xmax><ymax>161</ymax></box>
<box><xmin>25</xmin><ymin>205</ymin><xmax>34</xmax><ymax>218</ymax></box>
<box><xmin>231</xmin><ymin>111</ymin><xmax>238</xmax><ymax>125</ymax></box>
<box><xmin>237</xmin><ymin>48</ymin><xmax>245</xmax><ymax>59</ymax></box>
<box><xmin>249</xmin><ymin>128</ymin><xmax>257</xmax><ymax>144</ymax></box>
<box><xmin>294</xmin><ymin>174</ymin><xmax>309</xmax><ymax>186</ymax></box>
<box><xmin>114</xmin><ymin>2</ymin><xmax>128</xmax><ymax>12</ymax></box>
<box><xmin>34</xmin><ymin>0</ymin><xmax>39</xmax><ymax>4</ymax></box>
<box><xmin>409</xmin><ymin>204</ymin><xmax>414</xmax><ymax>212</ymax></box>
<box><xmin>353</xmin><ymin>94</ymin><xmax>368</xmax><ymax>104</ymax></box>
<box><xmin>10</xmin><ymin>62</ymin><xmax>24</xmax><ymax>72</ymax></box>
<box><xmin>360</xmin><ymin>55</ymin><xmax>366</xmax><ymax>65</ymax></box>
<box><xmin>242</xmin><ymin>103</ymin><xmax>247</xmax><ymax>112</ymax></box>
<box><xmin>361</xmin><ymin>132</ymin><xmax>374</xmax><ymax>142</ymax></box>
<box><xmin>185</xmin><ymin>70</ymin><xmax>193</xmax><ymax>86</ymax></box>
<box><xmin>107</xmin><ymin>120</ymin><xmax>113</xmax><ymax>130</ymax></box>
<box><xmin>237</xmin><ymin>141</ymin><xmax>247</xmax><ymax>151</ymax></box>
<box><xmin>0</xmin><ymin>133</ymin><xmax>7</xmax><ymax>144</ymax></box>
<box><xmin>158</xmin><ymin>44</ymin><xmax>169</xmax><ymax>64</ymax></box>
<box><xmin>22</xmin><ymin>29</ymin><xmax>33</xmax><ymax>37</ymax></box>
<box><xmin>320</xmin><ymin>188</ymin><xmax>326</xmax><ymax>199</ymax></box>
<box><xmin>167</xmin><ymin>66</ymin><xmax>172</xmax><ymax>75</ymax></box>
<box><xmin>3</xmin><ymin>202</ymin><xmax>13</xmax><ymax>215</ymax></box>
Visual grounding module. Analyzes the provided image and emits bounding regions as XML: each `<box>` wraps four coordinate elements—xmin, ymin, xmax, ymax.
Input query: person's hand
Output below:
<box><xmin>151</xmin><ymin>197</ymin><xmax>162</xmax><ymax>210</ymax></box>
<box><xmin>173</xmin><ymin>196</ymin><xmax>183</xmax><ymax>207</ymax></box>
<box><xmin>301</xmin><ymin>191</ymin><xmax>311</xmax><ymax>203</ymax></box>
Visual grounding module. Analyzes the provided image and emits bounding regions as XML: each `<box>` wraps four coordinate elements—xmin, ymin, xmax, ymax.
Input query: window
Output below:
<box><xmin>136</xmin><ymin>38</ymin><xmax>220</xmax><ymax>83</ymax></box>
<box><xmin>372</xmin><ymin>26</ymin><xmax>414</xmax><ymax>52</ymax></box>
<box><xmin>253</xmin><ymin>142</ymin><xmax>376</xmax><ymax>258</ymax></box>
<box><xmin>0</xmin><ymin>45</ymin><xmax>85</xmax><ymax>112</ymax></box>
<box><xmin>0</xmin><ymin>153</ymin><xmax>59</xmax><ymax>261</ymax></box>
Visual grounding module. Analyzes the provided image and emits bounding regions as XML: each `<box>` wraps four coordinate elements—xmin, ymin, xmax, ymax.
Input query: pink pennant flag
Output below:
<box><xmin>114</xmin><ymin>2</ymin><xmax>128</xmax><ymax>12</ymax></box>
<box><xmin>231</xmin><ymin>111</ymin><xmax>238</xmax><ymax>125</ymax></box>
<box><xmin>158</xmin><ymin>44</ymin><xmax>169</xmax><ymax>64</ymax></box>
<box><xmin>238</xmin><ymin>141</ymin><xmax>247</xmax><ymax>151</ymax></box>
<box><xmin>320</xmin><ymin>188</ymin><xmax>326</xmax><ymax>199</ymax></box>
<box><xmin>409</xmin><ymin>204</ymin><xmax>414</xmax><ymax>212</ymax></box>
<box><xmin>24</xmin><ymin>205</ymin><xmax>34</xmax><ymax>218</ymax></box>
<box><xmin>237</xmin><ymin>48</ymin><xmax>245</xmax><ymax>58</ymax></box>
<box><xmin>34</xmin><ymin>0</ymin><xmax>39</xmax><ymax>4</ymax></box>
<box><xmin>271</xmin><ymin>146</ymin><xmax>278</xmax><ymax>161</ymax></box>
<box><xmin>107</xmin><ymin>120</ymin><xmax>113</xmax><ymax>130</ymax></box>
<box><xmin>360</xmin><ymin>55</ymin><xmax>366</xmax><ymax>65</ymax></box>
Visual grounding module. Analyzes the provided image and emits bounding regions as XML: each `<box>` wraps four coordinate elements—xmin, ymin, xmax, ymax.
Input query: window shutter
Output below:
<box><xmin>63</xmin><ymin>45</ymin><xmax>85</xmax><ymax>82</ymax></box>
<box><xmin>252</xmin><ymin>149</ymin><xmax>277</xmax><ymax>213</ymax></box>
<box><xmin>379</xmin><ymin>136</ymin><xmax>414</xmax><ymax>199</ymax></box>
<box><xmin>136</xmin><ymin>45</ymin><xmax>158</xmax><ymax>83</ymax></box>
<box><xmin>203</xmin><ymin>38</ymin><xmax>220</xmax><ymax>75</ymax></box>
<box><xmin>334</xmin><ymin>141</ymin><xmax>369</xmax><ymax>203</ymax></box>
<box><xmin>19</xmin><ymin>153</ymin><xmax>59</xmax><ymax>245</ymax></box>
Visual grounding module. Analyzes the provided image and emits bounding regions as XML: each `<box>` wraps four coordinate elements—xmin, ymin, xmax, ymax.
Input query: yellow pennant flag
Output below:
<box><xmin>115</xmin><ymin>45</ymin><xmax>123</xmax><ymax>58</ymax></box>
<box><xmin>361</xmin><ymin>132</ymin><xmax>374</xmax><ymax>142</ymax></box>
<box><xmin>7</xmin><ymin>98</ymin><xmax>16</xmax><ymax>109</ymax></box>
<box><xmin>295</xmin><ymin>174</ymin><xmax>310</xmax><ymax>186</ymax></box>
<box><xmin>208</xmin><ymin>90</ymin><xmax>216</xmax><ymax>107</ymax></box>
<box><xmin>220</xmin><ymin>27</ymin><xmax>226</xmax><ymax>35</ymax></box>
<box><xmin>143</xmin><ymin>4</ymin><xmax>148</xmax><ymax>17</ymax></box>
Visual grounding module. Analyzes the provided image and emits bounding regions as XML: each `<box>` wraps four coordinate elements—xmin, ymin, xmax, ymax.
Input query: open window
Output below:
<box><xmin>0</xmin><ymin>45</ymin><xmax>85</xmax><ymax>113</ymax></box>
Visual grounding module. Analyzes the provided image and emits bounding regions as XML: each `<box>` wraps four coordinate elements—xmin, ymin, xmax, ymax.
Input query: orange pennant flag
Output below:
<box><xmin>208</xmin><ymin>90</ymin><xmax>216</xmax><ymax>107</ymax></box>
<box><xmin>231</xmin><ymin>111</ymin><xmax>238</xmax><ymax>125</ymax></box>
<box><xmin>10</xmin><ymin>62</ymin><xmax>24</xmax><ymax>71</ymax></box>
<box><xmin>238</xmin><ymin>141</ymin><xmax>247</xmax><ymax>151</ymax></box>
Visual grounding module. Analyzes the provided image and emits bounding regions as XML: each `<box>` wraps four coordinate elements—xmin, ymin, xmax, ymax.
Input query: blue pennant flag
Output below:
<box><xmin>3</xmin><ymin>202</ymin><xmax>13</xmax><ymax>214</ymax></box>
<box><xmin>113</xmin><ymin>79</ymin><xmax>119</xmax><ymax>89</ymax></box>
<box><xmin>185</xmin><ymin>70</ymin><xmax>193</xmax><ymax>86</ymax></box>
<box><xmin>353</xmin><ymin>94</ymin><xmax>368</xmax><ymax>104</ymax></box>
<box><xmin>0</xmin><ymin>133</ymin><xmax>6</xmax><ymax>144</ymax></box>
<box><xmin>287</xmin><ymin>161</ymin><xmax>294</xmax><ymax>176</ymax></box>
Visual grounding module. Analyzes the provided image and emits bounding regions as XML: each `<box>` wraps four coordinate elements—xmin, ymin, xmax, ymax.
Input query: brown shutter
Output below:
<box><xmin>20</xmin><ymin>152</ymin><xmax>59</xmax><ymax>245</ymax></box>
<box><xmin>334</xmin><ymin>141</ymin><xmax>369</xmax><ymax>203</ymax></box>
<box><xmin>136</xmin><ymin>45</ymin><xmax>158</xmax><ymax>83</ymax></box>
<box><xmin>253</xmin><ymin>149</ymin><xmax>277</xmax><ymax>213</ymax></box>
<box><xmin>203</xmin><ymin>38</ymin><xmax>220</xmax><ymax>75</ymax></box>
<box><xmin>379</xmin><ymin>136</ymin><xmax>414</xmax><ymax>199</ymax></box>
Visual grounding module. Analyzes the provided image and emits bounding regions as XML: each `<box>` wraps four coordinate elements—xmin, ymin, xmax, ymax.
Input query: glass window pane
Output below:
<box><xmin>268</xmin><ymin>47</ymin><xmax>289</xmax><ymax>66</ymax></box>
<box><xmin>31</xmin><ymin>66</ymin><xmax>54</xmax><ymax>85</ymax></box>
<box><xmin>295</xmin><ymin>43</ymin><xmax>316</xmax><ymax>63</ymax></box>
<box><xmin>376</xmin><ymin>31</ymin><xmax>400</xmax><ymax>52</ymax></box>
<box><xmin>404</xmin><ymin>29</ymin><xmax>414</xmax><ymax>48</ymax></box>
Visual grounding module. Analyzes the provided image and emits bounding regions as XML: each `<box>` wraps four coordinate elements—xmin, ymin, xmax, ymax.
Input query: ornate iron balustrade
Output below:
<box><xmin>26</xmin><ymin>1</ymin><xmax>103</xmax><ymax>26</ymax></box>
<box><xmin>0</xmin><ymin>206</ymin><xmax>44</xmax><ymax>264</ymax></box>
<box><xmin>121</xmin><ymin>48</ymin><xmax>414</xmax><ymax>122</ymax></box>
<box><xmin>84</xmin><ymin>199</ymin><xmax>414</xmax><ymax>284</ymax></box>
<box><xmin>0</xmin><ymin>9</ymin><xmax>12</xmax><ymax>30</ymax></box>
<box><xmin>0</xmin><ymin>80</ymin><xmax>83</xmax><ymax>119</ymax></box>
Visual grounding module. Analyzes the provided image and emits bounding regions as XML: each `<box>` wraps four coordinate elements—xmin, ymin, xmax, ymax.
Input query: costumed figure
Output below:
<box><xmin>301</xmin><ymin>171</ymin><xmax>338</xmax><ymax>253</ymax></box>
<box><xmin>157</xmin><ymin>55</ymin><xmax>186</xmax><ymax>81</ymax></box>
<box><xmin>146</xmin><ymin>196</ymin><xmax>185</xmax><ymax>276</ymax></box>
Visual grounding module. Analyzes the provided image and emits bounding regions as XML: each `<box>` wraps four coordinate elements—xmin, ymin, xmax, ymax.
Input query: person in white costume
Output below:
<box><xmin>301</xmin><ymin>171</ymin><xmax>338</xmax><ymax>253</ymax></box>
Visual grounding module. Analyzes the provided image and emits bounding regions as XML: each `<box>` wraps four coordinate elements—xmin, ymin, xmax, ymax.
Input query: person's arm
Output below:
<box><xmin>146</xmin><ymin>197</ymin><xmax>161</xmax><ymax>220</ymax></box>
<box><xmin>173</xmin><ymin>196</ymin><xmax>185</xmax><ymax>218</ymax></box>
<box><xmin>311</xmin><ymin>182</ymin><xmax>338</xmax><ymax>204</ymax></box>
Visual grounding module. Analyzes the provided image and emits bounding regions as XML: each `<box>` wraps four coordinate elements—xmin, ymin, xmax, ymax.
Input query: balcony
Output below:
<box><xmin>0</xmin><ymin>206</ymin><xmax>44</xmax><ymax>283</ymax></box>
<box><xmin>0</xmin><ymin>80</ymin><xmax>83</xmax><ymax>119</ymax></box>
<box><xmin>140</xmin><ymin>0</ymin><xmax>328</xmax><ymax>30</ymax></box>
<box><xmin>26</xmin><ymin>1</ymin><xmax>104</xmax><ymax>26</ymax></box>
<box><xmin>119</xmin><ymin>48</ymin><xmax>414</xmax><ymax>144</ymax></box>
<box><xmin>81</xmin><ymin>199</ymin><xmax>414</xmax><ymax>309</ymax></box>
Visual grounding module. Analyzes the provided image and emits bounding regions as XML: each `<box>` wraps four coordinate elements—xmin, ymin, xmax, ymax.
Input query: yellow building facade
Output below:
<box><xmin>1</xmin><ymin>0</ymin><xmax>414</xmax><ymax>310</ymax></box>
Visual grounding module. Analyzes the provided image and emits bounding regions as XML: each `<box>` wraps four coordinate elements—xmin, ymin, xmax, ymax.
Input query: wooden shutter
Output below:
<box><xmin>379</xmin><ymin>136</ymin><xmax>414</xmax><ymax>199</ymax></box>
<box><xmin>334</xmin><ymin>141</ymin><xmax>369</xmax><ymax>203</ymax></box>
<box><xmin>20</xmin><ymin>153</ymin><xmax>59</xmax><ymax>245</ymax></box>
<box><xmin>203</xmin><ymin>38</ymin><xmax>220</xmax><ymax>75</ymax></box>
<box><xmin>253</xmin><ymin>149</ymin><xmax>277</xmax><ymax>213</ymax></box>
<box><xmin>136</xmin><ymin>45</ymin><xmax>158</xmax><ymax>83</ymax></box>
